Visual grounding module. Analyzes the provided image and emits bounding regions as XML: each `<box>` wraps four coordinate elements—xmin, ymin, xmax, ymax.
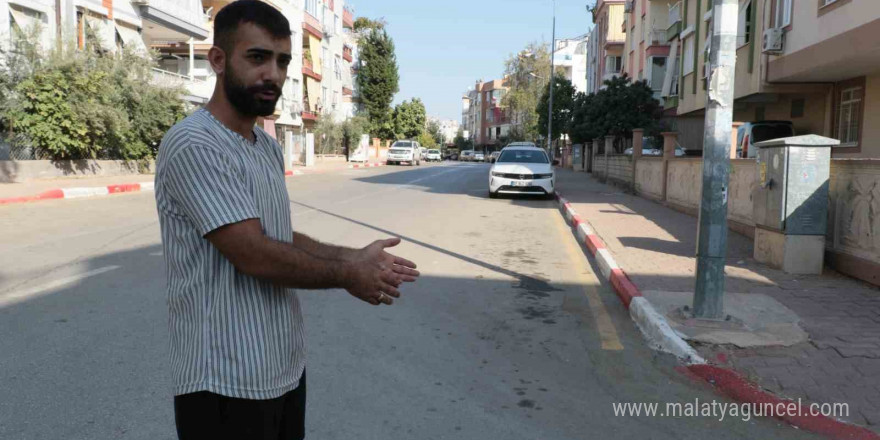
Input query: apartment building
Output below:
<box><xmin>460</xmin><ymin>78</ymin><xmax>509</xmax><ymax>149</ymax></box>
<box><xmin>2</xmin><ymin>0</ymin><xmax>361</xmax><ymax>166</ymax></box>
<box><xmin>428</xmin><ymin>117</ymin><xmax>459</xmax><ymax>146</ymax></box>
<box><xmin>660</xmin><ymin>0</ymin><xmax>879</xmax><ymax>158</ymax></box>
<box><xmin>553</xmin><ymin>35</ymin><xmax>589</xmax><ymax>94</ymax></box>
<box><xmin>1</xmin><ymin>0</ymin><xmax>210</xmax><ymax>100</ymax></box>
<box><xmin>585</xmin><ymin>0</ymin><xmax>626</xmax><ymax>94</ymax></box>
<box><xmin>620</xmin><ymin>0</ymin><xmax>676</xmax><ymax>105</ymax></box>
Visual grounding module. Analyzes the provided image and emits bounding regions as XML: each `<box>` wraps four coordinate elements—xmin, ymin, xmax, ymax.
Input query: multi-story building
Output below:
<box><xmin>1</xmin><ymin>0</ymin><xmax>210</xmax><ymax>102</ymax></box>
<box><xmin>659</xmin><ymin>0</ymin><xmax>880</xmax><ymax>158</ymax></box>
<box><xmin>1</xmin><ymin>0</ymin><xmax>361</xmax><ymax>167</ymax></box>
<box><xmin>461</xmin><ymin>86</ymin><xmax>479</xmax><ymax>144</ymax></box>
<box><xmin>553</xmin><ymin>35</ymin><xmax>589</xmax><ymax>94</ymax></box>
<box><xmin>620</xmin><ymin>0</ymin><xmax>675</xmax><ymax>104</ymax></box>
<box><xmin>585</xmin><ymin>0</ymin><xmax>626</xmax><ymax>94</ymax></box>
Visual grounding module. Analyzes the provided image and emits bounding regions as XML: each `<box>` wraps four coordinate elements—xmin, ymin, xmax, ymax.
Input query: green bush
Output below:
<box><xmin>0</xmin><ymin>36</ymin><xmax>187</xmax><ymax>160</ymax></box>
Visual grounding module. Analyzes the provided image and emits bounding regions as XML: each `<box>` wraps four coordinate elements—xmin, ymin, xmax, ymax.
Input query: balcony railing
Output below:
<box><xmin>649</xmin><ymin>29</ymin><xmax>669</xmax><ymax>45</ymax></box>
<box><xmin>667</xmin><ymin>2</ymin><xmax>682</xmax><ymax>40</ymax></box>
<box><xmin>302</xmin><ymin>57</ymin><xmax>322</xmax><ymax>81</ymax></box>
<box><xmin>303</xmin><ymin>13</ymin><xmax>323</xmax><ymax>39</ymax></box>
<box><xmin>150</xmin><ymin>68</ymin><xmax>213</xmax><ymax>100</ymax></box>
<box><xmin>342</xmin><ymin>45</ymin><xmax>353</xmax><ymax>62</ymax></box>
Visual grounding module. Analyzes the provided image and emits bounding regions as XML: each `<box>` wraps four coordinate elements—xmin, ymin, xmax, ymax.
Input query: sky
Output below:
<box><xmin>352</xmin><ymin>0</ymin><xmax>594</xmax><ymax>123</ymax></box>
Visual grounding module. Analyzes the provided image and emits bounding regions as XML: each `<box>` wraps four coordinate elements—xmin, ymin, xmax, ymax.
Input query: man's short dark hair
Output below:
<box><xmin>214</xmin><ymin>0</ymin><xmax>291</xmax><ymax>53</ymax></box>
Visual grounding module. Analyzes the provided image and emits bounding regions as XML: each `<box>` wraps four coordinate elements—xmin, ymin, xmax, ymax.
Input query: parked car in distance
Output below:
<box><xmin>460</xmin><ymin>150</ymin><xmax>475</xmax><ymax>162</ymax></box>
<box><xmin>736</xmin><ymin>121</ymin><xmax>795</xmax><ymax>158</ymax></box>
<box><xmin>426</xmin><ymin>149</ymin><xmax>442</xmax><ymax>162</ymax></box>
<box><xmin>474</xmin><ymin>151</ymin><xmax>486</xmax><ymax>162</ymax></box>
<box><xmin>386</xmin><ymin>140</ymin><xmax>421</xmax><ymax>166</ymax></box>
<box><xmin>488</xmin><ymin>145</ymin><xmax>555</xmax><ymax>199</ymax></box>
<box><xmin>489</xmin><ymin>151</ymin><xmax>501</xmax><ymax>163</ymax></box>
<box><xmin>623</xmin><ymin>138</ymin><xmax>686</xmax><ymax>157</ymax></box>
<box><xmin>419</xmin><ymin>147</ymin><xmax>428</xmax><ymax>160</ymax></box>
<box><xmin>505</xmin><ymin>141</ymin><xmax>538</xmax><ymax>148</ymax></box>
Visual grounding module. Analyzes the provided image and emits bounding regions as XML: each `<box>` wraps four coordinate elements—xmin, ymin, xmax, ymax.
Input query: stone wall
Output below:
<box><xmin>665</xmin><ymin>158</ymin><xmax>702</xmax><ymax>214</ymax></box>
<box><xmin>634</xmin><ymin>158</ymin><xmax>664</xmax><ymax>200</ymax></box>
<box><xmin>593</xmin><ymin>154</ymin><xmax>633</xmax><ymax>189</ymax></box>
<box><xmin>0</xmin><ymin>160</ymin><xmax>156</xmax><ymax>183</ymax></box>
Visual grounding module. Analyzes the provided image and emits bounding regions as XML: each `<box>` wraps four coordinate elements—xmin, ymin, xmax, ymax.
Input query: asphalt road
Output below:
<box><xmin>0</xmin><ymin>162</ymin><xmax>819</xmax><ymax>439</ymax></box>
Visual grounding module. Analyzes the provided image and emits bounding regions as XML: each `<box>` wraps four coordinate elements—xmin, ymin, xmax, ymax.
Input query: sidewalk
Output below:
<box><xmin>555</xmin><ymin>168</ymin><xmax>880</xmax><ymax>430</ymax></box>
<box><xmin>0</xmin><ymin>159</ymin><xmax>384</xmax><ymax>203</ymax></box>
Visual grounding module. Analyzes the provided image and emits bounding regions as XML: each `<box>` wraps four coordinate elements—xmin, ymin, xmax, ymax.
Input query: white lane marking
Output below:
<box><xmin>0</xmin><ymin>265</ymin><xmax>121</xmax><ymax>308</ymax></box>
<box><xmin>292</xmin><ymin>166</ymin><xmax>469</xmax><ymax>218</ymax></box>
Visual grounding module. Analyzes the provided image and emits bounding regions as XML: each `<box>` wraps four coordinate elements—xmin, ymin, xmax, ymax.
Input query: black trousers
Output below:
<box><xmin>174</xmin><ymin>371</ymin><xmax>306</xmax><ymax>440</ymax></box>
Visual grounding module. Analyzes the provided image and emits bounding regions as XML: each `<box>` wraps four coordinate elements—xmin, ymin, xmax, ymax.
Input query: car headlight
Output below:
<box><xmin>534</xmin><ymin>173</ymin><xmax>554</xmax><ymax>179</ymax></box>
<box><xmin>491</xmin><ymin>171</ymin><xmax>504</xmax><ymax>177</ymax></box>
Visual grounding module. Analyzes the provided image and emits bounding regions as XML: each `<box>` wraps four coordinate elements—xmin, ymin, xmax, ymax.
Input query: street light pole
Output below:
<box><xmin>693</xmin><ymin>0</ymin><xmax>739</xmax><ymax>319</ymax></box>
<box><xmin>547</xmin><ymin>0</ymin><xmax>556</xmax><ymax>156</ymax></box>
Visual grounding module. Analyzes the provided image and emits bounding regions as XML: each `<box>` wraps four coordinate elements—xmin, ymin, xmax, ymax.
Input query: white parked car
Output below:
<box><xmin>386</xmin><ymin>140</ymin><xmax>421</xmax><ymax>166</ymax></box>
<box><xmin>426</xmin><ymin>149</ymin><xmax>442</xmax><ymax>162</ymax></box>
<box><xmin>488</xmin><ymin>146</ymin><xmax>555</xmax><ymax>199</ymax></box>
<box><xmin>473</xmin><ymin>152</ymin><xmax>486</xmax><ymax>162</ymax></box>
<box><xmin>460</xmin><ymin>150</ymin><xmax>475</xmax><ymax>162</ymax></box>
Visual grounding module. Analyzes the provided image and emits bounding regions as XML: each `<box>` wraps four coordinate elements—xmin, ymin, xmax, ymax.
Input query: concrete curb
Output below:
<box><xmin>553</xmin><ymin>191</ymin><xmax>880</xmax><ymax>439</ymax></box>
<box><xmin>0</xmin><ymin>181</ymin><xmax>154</xmax><ymax>206</ymax></box>
<box><xmin>348</xmin><ymin>163</ymin><xmax>384</xmax><ymax>169</ymax></box>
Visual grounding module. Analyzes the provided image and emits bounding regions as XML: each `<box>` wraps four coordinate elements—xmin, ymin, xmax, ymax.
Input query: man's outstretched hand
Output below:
<box><xmin>344</xmin><ymin>238</ymin><xmax>420</xmax><ymax>306</ymax></box>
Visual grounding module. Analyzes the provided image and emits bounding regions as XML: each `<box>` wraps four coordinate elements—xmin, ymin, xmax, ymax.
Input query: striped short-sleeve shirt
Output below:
<box><xmin>155</xmin><ymin>109</ymin><xmax>305</xmax><ymax>400</ymax></box>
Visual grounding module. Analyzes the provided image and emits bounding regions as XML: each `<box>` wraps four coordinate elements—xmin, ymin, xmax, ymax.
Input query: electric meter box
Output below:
<box><xmin>752</xmin><ymin>135</ymin><xmax>838</xmax><ymax>274</ymax></box>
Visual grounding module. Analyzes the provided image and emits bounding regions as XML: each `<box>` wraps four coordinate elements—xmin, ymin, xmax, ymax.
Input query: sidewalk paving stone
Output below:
<box><xmin>555</xmin><ymin>168</ymin><xmax>880</xmax><ymax>431</ymax></box>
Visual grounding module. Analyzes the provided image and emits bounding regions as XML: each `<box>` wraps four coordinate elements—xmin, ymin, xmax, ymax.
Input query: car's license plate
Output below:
<box><xmin>512</xmin><ymin>180</ymin><xmax>530</xmax><ymax>187</ymax></box>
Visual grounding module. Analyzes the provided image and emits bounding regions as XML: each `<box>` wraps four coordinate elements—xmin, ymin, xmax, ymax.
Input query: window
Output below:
<box><xmin>334</xmin><ymin>55</ymin><xmax>342</xmax><ymax>80</ymax></box>
<box><xmin>836</xmin><ymin>84</ymin><xmax>863</xmax><ymax>147</ymax></box>
<box><xmin>737</xmin><ymin>1</ymin><xmax>752</xmax><ymax>47</ymax></box>
<box><xmin>650</xmin><ymin>57</ymin><xmax>666</xmax><ymax>90</ymax></box>
<box><xmin>682</xmin><ymin>37</ymin><xmax>695</xmax><ymax>75</ymax></box>
<box><xmin>605</xmin><ymin>56</ymin><xmax>622</xmax><ymax>74</ymax></box>
<box><xmin>305</xmin><ymin>0</ymin><xmax>318</xmax><ymax>18</ymax></box>
<box><xmin>322</xmin><ymin>86</ymin><xmax>328</xmax><ymax>109</ymax></box>
<box><xmin>497</xmin><ymin>150</ymin><xmax>549</xmax><ymax>164</ymax></box>
<box><xmin>775</xmin><ymin>0</ymin><xmax>792</xmax><ymax>27</ymax></box>
<box><xmin>333</xmin><ymin>91</ymin><xmax>339</xmax><ymax>109</ymax></box>
<box><xmin>322</xmin><ymin>47</ymin><xmax>329</xmax><ymax>70</ymax></box>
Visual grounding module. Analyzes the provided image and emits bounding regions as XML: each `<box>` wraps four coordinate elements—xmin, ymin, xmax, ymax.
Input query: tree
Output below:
<box><xmin>502</xmin><ymin>42</ymin><xmax>551</xmax><ymax>142</ymax></box>
<box><xmin>569</xmin><ymin>74</ymin><xmax>662</xmax><ymax>151</ymax></box>
<box><xmin>357</xmin><ymin>29</ymin><xmax>399</xmax><ymax>140</ymax></box>
<box><xmin>426</xmin><ymin>120</ymin><xmax>443</xmax><ymax>146</ymax></box>
<box><xmin>1</xmin><ymin>34</ymin><xmax>185</xmax><ymax>160</ymax></box>
<box><xmin>536</xmin><ymin>74</ymin><xmax>577</xmax><ymax>145</ymax></box>
<box><xmin>392</xmin><ymin>98</ymin><xmax>426</xmax><ymax>139</ymax></box>
<box><xmin>416</xmin><ymin>130</ymin><xmax>436</xmax><ymax>149</ymax></box>
<box><xmin>314</xmin><ymin>117</ymin><xmax>343</xmax><ymax>155</ymax></box>
<box><xmin>453</xmin><ymin>128</ymin><xmax>473</xmax><ymax>150</ymax></box>
<box><xmin>353</xmin><ymin>17</ymin><xmax>386</xmax><ymax>33</ymax></box>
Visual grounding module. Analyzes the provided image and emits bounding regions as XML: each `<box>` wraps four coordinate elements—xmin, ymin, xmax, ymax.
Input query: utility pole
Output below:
<box><xmin>547</xmin><ymin>0</ymin><xmax>556</xmax><ymax>157</ymax></box>
<box><xmin>693</xmin><ymin>0</ymin><xmax>738</xmax><ymax>319</ymax></box>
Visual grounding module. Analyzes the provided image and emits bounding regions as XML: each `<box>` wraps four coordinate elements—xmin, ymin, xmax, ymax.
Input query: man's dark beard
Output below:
<box><xmin>223</xmin><ymin>63</ymin><xmax>282</xmax><ymax>117</ymax></box>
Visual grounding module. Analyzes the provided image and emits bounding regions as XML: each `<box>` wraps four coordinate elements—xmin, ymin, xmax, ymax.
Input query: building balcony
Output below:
<box><xmin>150</xmin><ymin>67</ymin><xmax>214</xmax><ymax>104</ymax></box>
<box><xmin>303</xmin><ymin>13</ymin><xmax>323</xmax><ymax>40</ymax></box>
<box><xmin>342</xmin><ymin>87</ymin><xmax>353</xmax><ymax>96</ymax></box>
<box><xmin>667</xmin><ymin>1</ymin><xmax>682</xmax><ymax>41</ymax></box>
<box><xmin>302</xmin><ymin>57</ymin><xmax>322</xmax><ymax>81</ymax></box>
<box><xmin>343</xmin><ymin>7</ymin><xmax>354</xmax><ymax>29</ymax></box>
<box><xmin>342</xmin><ymin>45</ymin><xmax>353</xmax><ymax>62</ymax></box>
<box><xmin>302</xmin><ymin>111</ymin><xmax>318</xmax><ymax>121</ymax></box>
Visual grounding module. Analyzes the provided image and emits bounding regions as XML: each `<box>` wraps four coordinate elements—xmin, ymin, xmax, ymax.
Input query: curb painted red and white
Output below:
<box><xmin>0</xmin><ymin>181</ymin><xmax>154</xmax><ymax>206</ymax></box>
<box><xmin>553</xmin><ymin>191</ymin><xmax>880</xmax><ymax>440</ymax></box>
<box><xmin>348</xmin><ymin>162</ymin><xmax>384</xmax><ymax>169</ymax></box>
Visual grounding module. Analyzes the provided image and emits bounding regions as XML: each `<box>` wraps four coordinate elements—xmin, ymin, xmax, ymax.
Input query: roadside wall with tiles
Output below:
<box><xmin>621</xmin><ymin>151</ymin><xmax>880</xmax><ymax>286</ymax></box>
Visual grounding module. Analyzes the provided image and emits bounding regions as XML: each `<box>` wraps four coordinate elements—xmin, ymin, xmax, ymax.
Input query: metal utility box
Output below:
<box><xmin>752</xmin><ymin>135</ymin><xmax>838</xmax><ymax>274</ymax></box>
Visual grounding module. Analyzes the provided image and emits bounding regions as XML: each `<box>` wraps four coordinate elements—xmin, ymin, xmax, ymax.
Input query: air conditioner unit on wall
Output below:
<box><xmin>762</xmin><ymin>28</ymin><xmax>784</xmax><ymax>54</ymax></box>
